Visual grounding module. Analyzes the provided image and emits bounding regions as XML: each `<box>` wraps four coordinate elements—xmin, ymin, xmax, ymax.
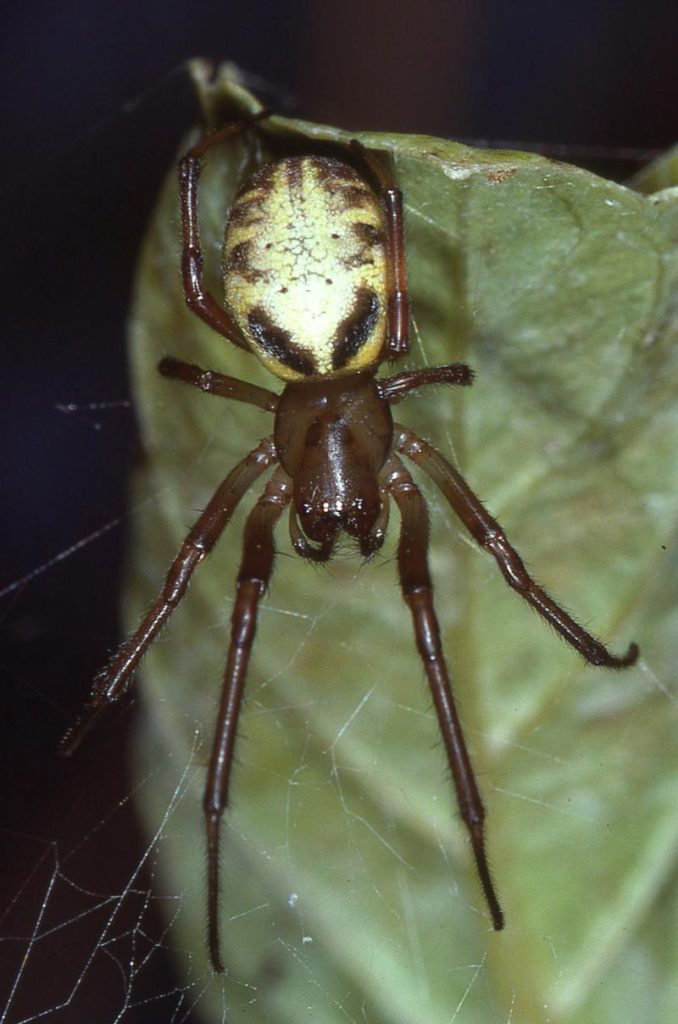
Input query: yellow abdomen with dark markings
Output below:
<box><xmin>223</xmin><ymin>156</ymin><xmax>388</xmax><ymax>381</ymax></box>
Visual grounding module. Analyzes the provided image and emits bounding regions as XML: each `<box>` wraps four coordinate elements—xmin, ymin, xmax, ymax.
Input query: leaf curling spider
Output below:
<box><xmin>60</xmin><ymin>111</ymin><xmax>639</xmax><ymax>973</ymax></box>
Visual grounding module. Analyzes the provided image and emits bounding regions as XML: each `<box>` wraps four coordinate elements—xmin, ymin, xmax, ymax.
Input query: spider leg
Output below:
<box><xmin>395</xmin><ymin>425</ymin><xmax>639</xmax><ymax>667</ymax></box>
<box><xmin>377</xmin><ymin>363</ymin><xmax>474</xmax><ymax>404</ymax></box>
<box><xmin>179</xmin><ymin>112</ymin><xmax>268</xmax><ymax>350</ymax></box>
<box><xmin>159</xmin><ymin>356</ymin><xmax>279</xmax><ymax>412</ymax></box>
<box><xmin>203</xmin><ymin>467</ymin><xmax>292</xmax><ymax>973</ymax></box>
<box><xmin>385</xmin><ymin>453</ymin><xmax>504</xmax><ymax>930</ymax></box>
<box><xmin>59</xmin><ymin>437</ymin><xmax>278</xmax><ymax>755</ymax></box>
<box><xmin>350</xmin><ymin>140</ymin><xmax>409</xmax><ymax>358</ymax></box>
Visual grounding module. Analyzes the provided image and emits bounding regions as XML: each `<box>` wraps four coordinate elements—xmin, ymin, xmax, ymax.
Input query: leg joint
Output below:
<box><xmin>483</xmin><ymin>530</ymin><xmax>529</xmax><ymax>590</ymax></box>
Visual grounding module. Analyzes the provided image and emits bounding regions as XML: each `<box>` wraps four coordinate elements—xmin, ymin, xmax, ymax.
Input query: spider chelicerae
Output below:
<box><xmin>61</xmin><ymin>110</ymin><xmax>639</xmax><ymax>972</ymax></box>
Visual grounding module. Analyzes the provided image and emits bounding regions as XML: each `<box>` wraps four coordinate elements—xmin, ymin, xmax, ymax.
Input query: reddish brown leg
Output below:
<box><xmin>350</xmin><ymin>140</ymin><xmax>410</xmax><ymax>358</ymax></box>
<box><xmin>179</xmin><ymin>112</ymin><xmax>268</xmax><ymax>350</ymax></box>
<box><xmin>59</xmin><ymin>437</ymin><xmax>278</xmax><ymax>755</ymax></box>
<box><xmin>385</xmin><ymin>454</ymin><xmax>504</xmax><ymax>929</ymax></box>
<box><xmin>159</xmin><ymin>356</ymin><xmax>279</xmax><ymax>412</ymax></box>
<box><xmin>395</xmin><ymin>426</ymin><xmax>639</xmax><ymax>667</ymax></box>
<box><xmin>203</xmin><ymin>467</ymin><xmax>292</xmax><ymax>973</ymax></box>
<box><xmin>377</xmin><ymin>363</ymin><xmax>474</xmax><ymax>404</ymax></box>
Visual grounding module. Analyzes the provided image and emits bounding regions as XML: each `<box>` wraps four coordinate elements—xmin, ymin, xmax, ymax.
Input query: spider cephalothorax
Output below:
<box><xmin>275</xmin><ymin>373</ymin><xmax>393</xmax><ymax>557</ymax></box>
<box><xmin>61</xmin><ymin>112</ymin><xmax>638</xmax><ymax>973</ymax></box>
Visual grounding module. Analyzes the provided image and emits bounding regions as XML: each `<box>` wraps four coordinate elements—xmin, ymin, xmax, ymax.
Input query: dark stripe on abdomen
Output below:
<box><xmin>248</xmin><ymin>307</ymin><xmax>316</xmax><ymax>376</ymax></box>
<box><xmin>331</xmin><ymin>289</ymin><xmax>380</xmax><ymax>370</ymax></box>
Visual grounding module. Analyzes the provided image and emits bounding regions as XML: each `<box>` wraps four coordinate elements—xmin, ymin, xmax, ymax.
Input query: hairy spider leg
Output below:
<box><xmin>59</xmin><ymin>437</ymin><xmax>278</xmax><ymax>756</ymax></box>
<box><xmin>377</xmin><ymin>363</ymin><xmax>474</xmax><ymax>403</ymax></box>
<box><xmin>351</xmin><ymin>139</ymin><xmax>410</xmax><ymax>358</ymax></box>
<box><xmin>385</xmin><ymin>454</ymin><xmax>504</xmax><ymax>930</ymax></box>
<box><xmin>158</xmin><ymin>356</ymin><xmax>279</xmax><ymax>411</ymax></box>
<box><xmin>395</xmin><ymin>426</ymin><xmax>639</xmax><ymax>668</ymax></box>
<box><xmin>179</xmin><ymin>111</ymin><xmax>269</xmax><ymax>350</ymax></box>
<box><xmin>203</xmin><ymin>468</ymin><xmax>292</xmax><ymax>973</ymax></box>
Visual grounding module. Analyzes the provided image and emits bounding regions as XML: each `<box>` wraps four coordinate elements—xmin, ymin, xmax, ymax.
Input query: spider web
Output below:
<box><xmin>0</xmin><ymin>739</ymin><xmax>200</xmax><ymax>1024</ymax></box>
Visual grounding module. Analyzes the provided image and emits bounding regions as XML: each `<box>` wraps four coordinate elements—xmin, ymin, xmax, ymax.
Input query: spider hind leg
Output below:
<box><xmin>203</xmin><ymin>467</ymin><xmax>292</xmax><ymax>973</ymax></box>
<box><xmin>385</xmin><ymin>453</ymin><xmax>504</xmax><ymax>930</ymax></box>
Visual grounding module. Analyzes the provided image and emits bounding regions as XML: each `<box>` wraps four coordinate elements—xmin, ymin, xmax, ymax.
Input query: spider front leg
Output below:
<box><xmin>59</xmin><ymin>437</ymin><xmax>278</xmax><ymax>755</ymax></box>
<box><xmin>351</xmin><ymin>140</ymin><xmax>409</xmax><ymax>357</ymax></box>
<box><xmin>179</xmin><ymin>111</ymin><xmax>268</xmax><ymax>349</ymax></box>
<box><xmin>385</xmin><ymin>454</ymin><xmax>504</xmax><ymax>930</ymax></box>
<box><xmin>203</xmin><ymin>467</ymin><xmax>292</xmax><ymax>973</ymax></box>
<box><xmin>395</xmin><ymin>426</ymin><xmax>639</xmax><ymax>668</ymax></box>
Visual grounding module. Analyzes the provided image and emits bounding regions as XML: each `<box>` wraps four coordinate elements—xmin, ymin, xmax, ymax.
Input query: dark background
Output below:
<box><xmin>1</xmin><ymin>2</ymin><xmax>675</xmax><ymax>1020</ymax></box>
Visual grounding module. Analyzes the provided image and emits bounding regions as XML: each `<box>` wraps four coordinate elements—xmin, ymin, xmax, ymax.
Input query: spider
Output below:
<box><xmin>61</xmin><ymin>110</ymin><xmax>639</xmax><ymax>973</ymax></box>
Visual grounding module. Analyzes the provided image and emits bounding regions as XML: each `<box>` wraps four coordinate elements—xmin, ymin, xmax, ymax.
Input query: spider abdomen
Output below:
<box><xmin>224</xmin><ymin>156</ymin><xmax>388</xmax><ymax>381</ymax></box>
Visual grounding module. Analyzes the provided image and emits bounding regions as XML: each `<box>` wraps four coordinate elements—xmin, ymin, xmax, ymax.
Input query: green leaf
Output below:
<box><xmin>127</xmin><ymin>61</ymin><xmax>678</xmax><ymax>1023</ymax></box>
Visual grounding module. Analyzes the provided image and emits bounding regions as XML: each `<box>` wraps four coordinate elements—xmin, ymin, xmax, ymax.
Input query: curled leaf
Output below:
<box><xmin>127</xmin><ymin>62</ymin><xmax>678</xmax><ymax>1022</ymax></box>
